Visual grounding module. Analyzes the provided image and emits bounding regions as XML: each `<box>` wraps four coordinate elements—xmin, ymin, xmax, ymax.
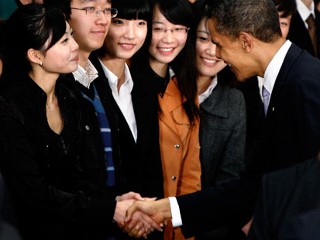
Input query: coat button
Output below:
<box><xmin>171</xmin><ymin>176</ymin><xmax>176</xmax><ymax>181</ymax></box>
<box><xmin>174</xmin><ymin>144</ymin><xmax>180</xmax><ymax>149</ymax></box>
<box><xmin>85</xmin><ymin>125</ymin><xmax>90</xmax><ymax>131</ymax></box>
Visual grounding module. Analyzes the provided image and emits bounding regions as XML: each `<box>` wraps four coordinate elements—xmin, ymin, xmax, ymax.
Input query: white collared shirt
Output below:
<box><xmin>261</xmin><ymin>40</ymin><xmax>292</xmax><ymax>107</ymax></box>
<box><xmin>296</xmin><ymin>0</ymin><xmax>315</xmax><ymax>28</ymax></box>
<box><xmin>198</xmin><ymin>76</ymin><xmax>218</xmax><ymax>104</ymax></box>
<box><xmin>72</xmin><ymin>60</ymin><xmax>98</xmax><ymax>88</ymax></box>
<box><xmin>99</xmin><ymin>59</ymin><xmax>137</xmax><ymax>142</ymax></box>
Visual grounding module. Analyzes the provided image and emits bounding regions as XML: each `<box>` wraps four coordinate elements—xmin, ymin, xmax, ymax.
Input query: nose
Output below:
<box><xmin>162</xmin><ymin>30</ymin><xmax>174</xmax><ymax>43</ymax></box>
<box><xmin>215</xmin><ymin>46</ymin><xmax>222</xmax><ymax>59</ymax></box>
<box><xmin>71</xmin><ymin>37</ymin><xmax>79</xmax><ymax>52</ymax></box>
<box><xmin>124</xmin><ymin>23</ymin><xmax>135</xmax><ymax>39</ymax></box>
<box><xmin>205</xmin><ymin>43</ymin><xmax>217</xmax><ymax>56</ymax></box>
<box><xmin>96</xmin><ymin>11</ymin><xmax>109</xmax><ymax>25</ymax></box>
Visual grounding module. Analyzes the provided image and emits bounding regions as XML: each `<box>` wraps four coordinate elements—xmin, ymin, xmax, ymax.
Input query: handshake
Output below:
<box><xmin>113</xmin><ymin>192</ymin><xmax>172</xmax><ymax>239</ymax></box>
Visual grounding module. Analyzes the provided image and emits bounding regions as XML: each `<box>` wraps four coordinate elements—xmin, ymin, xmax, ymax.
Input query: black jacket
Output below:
<box><xmin>0</xmin><ymin>77</ymin><xmax>117</xmax><ymax>240</ymax></box>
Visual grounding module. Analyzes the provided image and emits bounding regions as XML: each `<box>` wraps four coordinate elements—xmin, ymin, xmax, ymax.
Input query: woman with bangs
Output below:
<box><xmin>0</xmin><ymin>3</ymin><xmax>151</xmax><ymax>240</ymax></box>
<box><xmin>131</xmin><ymin>0</ymin><xmax>200</xmax><ymax>239</ymax></box>
<box><xmin>89</xmin><ymin>0</ymin><xmax>164</xmax><ymax>238</ymax></box>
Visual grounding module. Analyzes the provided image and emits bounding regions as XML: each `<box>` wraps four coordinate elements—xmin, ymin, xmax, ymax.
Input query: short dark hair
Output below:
<box><xmin>273</xmin><ymin>0</ymin><xmax>296</xmax><ymax>18</ymax></box>
<box><xmin>3</xmin><ymin>3</ymin><xmax>66</xmax><ymax>77</ymax></box>
<box><xmin>206</xmin><ymin>0</ymin><xmax>282</xmax><ymax>43</ymax></box>
<box><xmin>45</xmin><ymin>0</ymin><xmax>112</xmax><ymax>20</ymax></box>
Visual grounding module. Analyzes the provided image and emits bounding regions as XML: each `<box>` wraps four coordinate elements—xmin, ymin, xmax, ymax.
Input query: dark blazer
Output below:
<box><xmin>249</xmin><ymin>158</ymin><xmax>320</xmax><ymax>240</ymax></box>
<box><xmin>200</xmin><ymin>83</ymin><xmax>246</xmax><ymax>186</ymax></box>
<box><xmin>176</xmin><ymin>43</ymin><xmax>320</xmax><ymax>238</ymax></box>
<box><xmin>288</xmin><ymin>9</ymin><xmax>320</xmax><ymax>58</ymax></box>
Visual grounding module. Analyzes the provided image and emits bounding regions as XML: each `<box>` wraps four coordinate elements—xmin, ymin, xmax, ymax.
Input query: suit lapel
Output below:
<box><xmin>267</xmin><ymin>44</ymin><xmax>303</xmax><ymax>117</ymax></box>
<box><xmin>200</xmin><ymin>84</ymin><xmax>228</xmax><ymax>118</ymax></box>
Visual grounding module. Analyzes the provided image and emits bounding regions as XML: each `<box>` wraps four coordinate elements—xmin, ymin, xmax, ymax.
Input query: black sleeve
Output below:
<box><xmin>177</xmin><ymin>170</ymin><xmax>260</xmax><ymax>238</ymax></box>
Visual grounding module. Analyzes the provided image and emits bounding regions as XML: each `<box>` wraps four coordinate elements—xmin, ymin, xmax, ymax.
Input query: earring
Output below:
<box><xmin>39</xmin><ymin>61</ymin><xmax>43</xmax><ymax>66</ymax></box>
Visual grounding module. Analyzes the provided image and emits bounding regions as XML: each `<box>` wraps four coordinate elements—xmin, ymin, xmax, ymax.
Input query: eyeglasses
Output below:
<box><xmin>152</xmin><ymin>27</ymin><xmax>190</xmax><ymax>35</ymax></box>
<box><xmin>70</xmin><ymin>7</ymin><xmax>118</xmax><ymax>18</ymax></box>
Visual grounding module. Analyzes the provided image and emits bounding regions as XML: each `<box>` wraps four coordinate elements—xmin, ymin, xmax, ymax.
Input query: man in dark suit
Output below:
<box><xmin>249</xmin><ymin>157</ymin><xmax>320</xmax><ymax>239</ymax></box>
<box><xmin>288</xmin><ymin>0</ymin><xmax>320</xmax><ymax>57</ymax></box>
<box><xmin>124</xmin><ymin>0</ymin><xmax>320</xmax><ymax>238</ymax></box>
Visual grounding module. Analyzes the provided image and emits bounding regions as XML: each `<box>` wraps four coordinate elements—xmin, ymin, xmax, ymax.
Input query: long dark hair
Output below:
<box><xmin>2</xmin><ymin>3</ymin><xmax>66</xmax><ymax>80</ymax></box>
<box><xmin>135</xmin><ymin>0</ymin><xmax>199</xmax><ymax>123</ymax></box>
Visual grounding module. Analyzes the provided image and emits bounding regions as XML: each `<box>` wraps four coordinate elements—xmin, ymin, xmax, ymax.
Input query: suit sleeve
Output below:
<box><xmin>248</xmin><ymin>175</ymin><xmax>273</xmax><ymax>240</ymax></box>
<box><xmin>177</xmin><ymin>170</ymin><xmax>260</xmax><ymax>238</ymax></box>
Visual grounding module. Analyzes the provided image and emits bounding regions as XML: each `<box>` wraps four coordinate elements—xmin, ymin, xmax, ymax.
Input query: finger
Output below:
<box><xmin>125</xmin><ymin>202</ymin><xmax>140</xmax><ymax>222</ymax></box>
<box><xmin>141</xmin><ymin>212</ymin><xmax>163</xmax><ymax>232</ymax></box>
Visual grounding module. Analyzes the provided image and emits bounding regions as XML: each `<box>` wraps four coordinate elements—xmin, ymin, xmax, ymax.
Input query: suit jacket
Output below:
<box><xmin>200</xmin><ymin>83</ymin><xmax>246</xmax><ymax>187</ymax></box>
<box><xmin>249</xmin><ymin>158</ymin><xmax>320</xmax><ymax>240</ymax></box>
<box><xmin>288</xmin><ymin>9</ymin><xmax>320</xmax><ymax>58</ymax></box>
<box><xmin>176</xmin><ymin>43</ymin><xmax>320</xmax><ymax>238</ymax></box>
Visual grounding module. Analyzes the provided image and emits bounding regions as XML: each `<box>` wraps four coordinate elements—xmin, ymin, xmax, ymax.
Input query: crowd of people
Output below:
<box><xmin>0</xmin><ymin>0</ymin><xmax>320</xmax><ymax>240</ymax></box>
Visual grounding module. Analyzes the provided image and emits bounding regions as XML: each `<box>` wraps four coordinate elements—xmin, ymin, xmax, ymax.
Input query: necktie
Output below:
<box><xmin>262</xmin><ymin>86</ymin><xmax>270</xmax><ymax>116</ymax></box>
<box><xmin>306</xmin><ymin>14</ymin><xmax>318</xmax><ymax>57</ymax></box>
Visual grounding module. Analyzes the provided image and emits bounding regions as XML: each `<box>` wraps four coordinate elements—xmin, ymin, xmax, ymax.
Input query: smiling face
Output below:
<box><xmin>41</xmin><ymin>22</ymin><xmax>79</xmax><ymax>74</ymax></box>
<box><xmin>103</xmin><ymin>17</ymin><xmax>147</xmax><ymax>60</ymax></box>
<box><xmin>196</xmin><ymin>18</ymin><xmax>227</xmax><ymax>80</ymax></box>
<box><xmin>69</xmin><ymin>0</ymin><xmax>111</xmax><ymax>56</ymax></box>
<box><xmin>208</xmin><ymin>19</ymin><xmax>254</xmax><ymax>81</ymax></box>
<box><xmin>148</xmin><ymin>4</ymin><xmax>188</xmax><ymax>70</ymax></box>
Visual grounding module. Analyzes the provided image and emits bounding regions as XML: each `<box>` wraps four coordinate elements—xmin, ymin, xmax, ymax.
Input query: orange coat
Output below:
<box><xmin>158</xmin><ymin>77</ymin><xmax>201</xmax><ymax>240</ymax></box>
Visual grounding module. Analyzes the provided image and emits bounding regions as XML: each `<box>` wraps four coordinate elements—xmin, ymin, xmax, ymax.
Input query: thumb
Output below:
<box><xmin>125</xmin><ymin>202</ymin><xmax>138</xmax><ymax>223</ymax></box>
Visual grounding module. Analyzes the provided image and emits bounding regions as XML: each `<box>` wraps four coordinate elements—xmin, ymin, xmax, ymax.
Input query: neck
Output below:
<box><xmin>257</xmin><ymin>37</ymin><xmax>287</xmax><ymax>77</ymax></box>
<box><xmin>302</xmin><ymin>0</ymin><xmax>313</xmax><ymax>10</ymax></box>
<box><xmin>149</xmin><ymin>58</ymin><xmax>168</xmax><ymax>78</ymax></box>
<box><xmin>100</xmin><ymin>57</ymin><xmax>126</xmax><ymax>91</ymax></box>
<box><xmin>29</xmin><ymin>67</ymin><xmax>57</xmax><ymax>97</ymax></box>
<box><xmin>197</xmin><ymin>75</ymin><xmax>215</xmax><ymax>95</ymax></box>
<box><xmin>78</xmin><ymin>49</ymin><xmax>90</xmax><ymax>69</ymax></box>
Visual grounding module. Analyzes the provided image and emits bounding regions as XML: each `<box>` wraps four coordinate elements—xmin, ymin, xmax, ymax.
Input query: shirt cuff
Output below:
<box><xmin>168</xmin><ymin>197</ymin><xmax>183</xmax><ymax>227</ymax></box>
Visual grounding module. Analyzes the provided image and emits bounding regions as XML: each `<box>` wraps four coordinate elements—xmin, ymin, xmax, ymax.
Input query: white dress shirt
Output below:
<box><xmin>99</xmin><ymin>60</ymin><xmax>137</xmax><ymax>142</ymax></box>
<box><xmin>198</xmin><ymin>76</ymin><xmax>218</xmax><ymax>104</ymax></box>
<box><xmin>72</xmin><ymin>60</ymin><xmax>98</xmax><ymax>88</ymax></box>
<box><xmin>170</xmin><ymin>40</ymin><xmax>292</xmax><ymax>228</ymax></box>
<box><xmin>296</xmin><ymin>0</ymin><xmax>315</xmax><ymax>28</ymax></box>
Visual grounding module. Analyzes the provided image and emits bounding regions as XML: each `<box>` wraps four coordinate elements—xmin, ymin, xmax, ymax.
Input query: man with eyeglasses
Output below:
<box><xmin>45</xmin><ymin>0</ymin><xmax>161</xmax><ymax>239</ymax></box>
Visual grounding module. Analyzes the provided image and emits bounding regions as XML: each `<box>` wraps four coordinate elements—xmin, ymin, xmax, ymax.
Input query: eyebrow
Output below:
<box><xmin>152</xmin><ymin>21</ymin><xmax>164</xmax><ymax>25</ymax></box>
<box><xmin>197</xmin><ymin>30</ymin><xmax>210</xmax><ymax>35</ymax></box>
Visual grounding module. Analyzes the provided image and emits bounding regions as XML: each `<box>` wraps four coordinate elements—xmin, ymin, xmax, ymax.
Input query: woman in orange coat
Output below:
<box><xmin>131</xmin><ymin>0</ymin><xmax>200</xmax><ymax>239</ymax></box>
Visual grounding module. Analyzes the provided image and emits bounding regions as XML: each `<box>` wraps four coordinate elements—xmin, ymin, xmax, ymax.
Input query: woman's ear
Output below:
<box><xmin>27</xmin><ymin>48</ymin><xmax>44</xmax><ymax>66</ymax></box>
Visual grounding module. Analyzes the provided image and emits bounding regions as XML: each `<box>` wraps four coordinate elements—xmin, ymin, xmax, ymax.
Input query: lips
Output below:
<box><xmin>119</xmin><ymin>43</ymin><xmax>136</xmax><ymax>50</ymax></box>
<box><xmin>157</xmin><ymin>47</ymin><xmax>175</xmax><ymax>55</ymax></box>
<box><xmin>71</xmin><ymin>56</ymin><xmax>79</xmax><ymax>62</ymax></box>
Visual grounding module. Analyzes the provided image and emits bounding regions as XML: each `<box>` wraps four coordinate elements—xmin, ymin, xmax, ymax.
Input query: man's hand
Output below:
<box><xmin>125</xmin><ymin>198</ymin><xmax>172</xmax><ymax>231</ymax></box>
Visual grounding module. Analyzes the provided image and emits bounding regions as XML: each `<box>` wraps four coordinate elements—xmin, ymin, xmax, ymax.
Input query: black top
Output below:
<box><xmin>0</xmin><ymin>76</ymin><xmax>117</xmax><ymax>240</ymax></box>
